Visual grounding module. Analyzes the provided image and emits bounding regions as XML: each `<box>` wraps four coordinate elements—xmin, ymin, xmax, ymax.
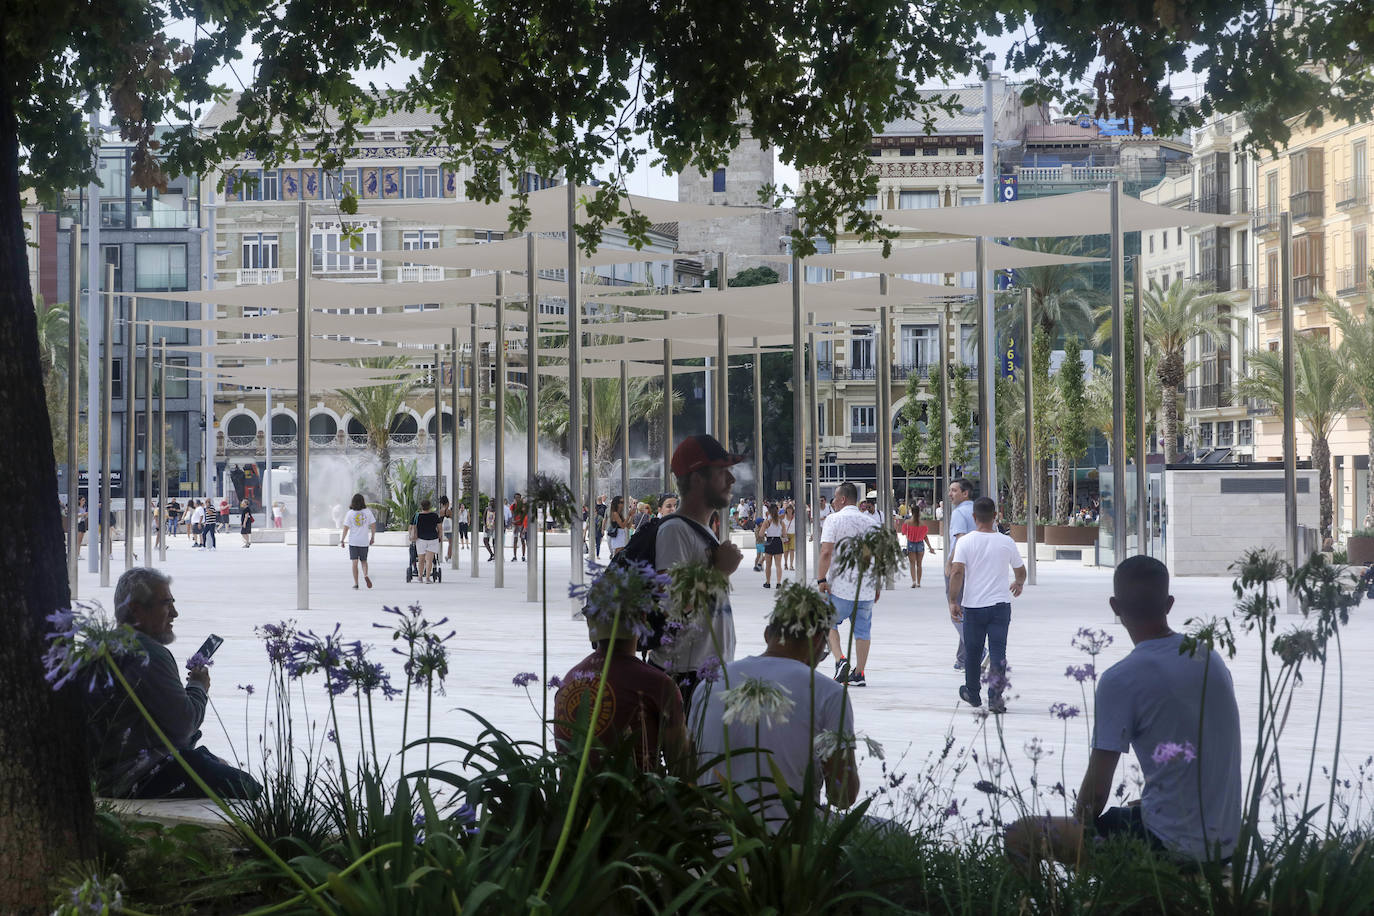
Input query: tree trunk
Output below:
<box><xmin>0</xmin><ymin>78</ymin><xmax>96</xmax><ymax>910</ymax></box>
<box><xmin>1009</xmin><ymin>442</ymin><xmax>1026</xmax><ymax>520</ymax></box>
<box><xmin>1367</xmin><ymin>425</ymin><xmax>1374</xmax><ymax>531</ymax></box>
<box><xmin>1055</xmin><ymin>449</ymin><xmax>1073</xmax><ymax>524</ymax></box>
<box><xmin>1313</xmin><ymin>435</ymin><xmax>1333</xmax><ymax>538</ymax></box>
<box><xmin>1160</xmin><ymin>353</ymin><xmax>1185</xmax><ymax>464</ymax></box>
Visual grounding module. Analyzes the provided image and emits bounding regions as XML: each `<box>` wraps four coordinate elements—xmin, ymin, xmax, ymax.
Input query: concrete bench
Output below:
<box><xmin>102</xmin><ymin>797</ymin><xmax>235</xmax><ymax>835</ymax></box>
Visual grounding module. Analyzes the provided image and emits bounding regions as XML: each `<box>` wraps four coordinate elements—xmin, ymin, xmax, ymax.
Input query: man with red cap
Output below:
<box><xmin>647</xmin><ymin>434</ymin><xmax>746</xmax><ymax>704</ymax></box>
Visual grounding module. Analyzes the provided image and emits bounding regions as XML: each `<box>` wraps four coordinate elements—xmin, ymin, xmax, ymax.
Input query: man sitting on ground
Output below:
<box><xmin>553</xmin><ymin>610</ymin><xmax>691</xmax><ymax>775</ymax></box>
<box><xmin>1005</xmin><ymin>556</ymin><xmax>1241</xmax><ymax>865</ymax></box>
<box><xmin>88</xmin><ymin>568</ymin><xmax>261</xmax><ymax>799</ymax></box>
<box><xmin>690</xmin><ymin>601</ymin><xmax>860</xmax><ymax>827</ymax></box>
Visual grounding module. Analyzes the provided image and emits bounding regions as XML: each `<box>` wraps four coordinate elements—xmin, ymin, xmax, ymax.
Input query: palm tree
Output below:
<box><xmin>1095</xmin><ymin>277</ymin><xmax>1240</xmax><ymax>463</ymax></box>
<box><xmin>960</xmin><ymin>237</ymin><xmax>1105</xmax><ymax>343</ymax></box>
<box><xmin>33</xmin><ymin>297</ymin><xmax>86</xmax><ymax>464</ymax></box>
<box><xmin>1085</xmin><ymin>351</ymin><xmax>1162</xmax><ymax>460</ymax></box>
<box><xmin>333</xmin><ymin>356</ymin><xmax>421</xmax><ymax>489</ymax></box>
<box><xmin>1233</xmin><ymin>335</ymin><xmax>1358</xmax><ymax>537</ymax></box>
<box><xmin>1325</xmin><ymin>290</ymin><xmax>1374</xmax><ymax>530</ymax></box>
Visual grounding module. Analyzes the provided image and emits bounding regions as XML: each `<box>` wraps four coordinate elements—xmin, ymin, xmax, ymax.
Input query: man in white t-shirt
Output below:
<box><xmin>948</xmin><ymin>497</ymin><xmax>1025</xmax><ymax>713</ymax></box>
<box><xmin>944</xmin><ymin>478</ymin><xmax>978</xmax><ymax>669</ymax></box>
<box><xmin>689</xmin><ymin>601</ymin><xmax>859</xmax><ymax>828</ymax></box>
<box><xmin>339</xmin><ymin>493</ymin><xmax>377</xmax><ymax>589</ymax></box>
<box><xmin>816</xmin><ymin>482</ymin><xmax>881</xmax><ymax>687</ymax></box>
<box><xmin>1006</xmin><ymin>556</ymin><xmax>1242</xmax><ymax>866</ymax></box>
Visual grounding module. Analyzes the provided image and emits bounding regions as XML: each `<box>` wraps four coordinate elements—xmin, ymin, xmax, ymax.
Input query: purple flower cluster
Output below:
<box><xmin>257</xmin><ymin>621</ymin><xmax>298</xmax><ymax>666</ymax></box>
<box><xmin>42</xmin><ymin>602</ymin><xmax>147</xmax><ymax>694</ymax></box>
<box><xmin>973</xmin><ymin>779</ymin><xmax>1002</xmax><ymax>796</ymax></box>
<box><xmin>546</xmin><ymin>676</ymin><xmax>563</xmax><ymax>689</ymax></box>
<box><xmin>698</xmin><ymin>656</ymin><xmax>723</xmax><ymax>684</ymax></box>
<box><xmin>512</xmin><ymin>672</ymin><xmax>538</xmax><ymax>688</ymax></box>
<box><xmin>1151</xmin><ymin>740</ymin><xmax>1197</xmax><ymax>766</ymax></box>
<box><xmin>569</xmin><ymin>559</ymin><xmax>671</xmax><ymax>643</ymax></box>
<box><xmin>282</xmin><ymin>625</ymin><xmax>351</xmax><ymax>695</ymax></box>
<box><xmin>342</xmin><ymin>643</ymin><xmax>402</xmax><ymax>699</ymax></box>
<box><xmin>1049</xmin><ymin>702</ymin><xmax>1080</xmax><ymax>720</ymax></box>
<box><xmin>1065</xmin><ymin>664</ymin><xmax>1096</xmax><ymax>684</ymax></box>
<box><xmin>380</xmin><ymin>605</ymin><xmax>455</xmax><ymax>691</ymax></box>
<box><xmin>1072</xmin><ymin>627</ymin><xmax>1114</xmax><ymax>657</ymax></box>
<box><xmin>237</xmin><ymin>683</ymin><xmax>255</xmax><ymax>695</ymax></box>
<box><xmin>454</xmin><ymin>802</ymin><xmax>480</xmax><ymax>836</ymax></box>
<box><xmin>185</xmin><ymin>652</ymin><xmax>214</xmax><ymax>671</ymax></box>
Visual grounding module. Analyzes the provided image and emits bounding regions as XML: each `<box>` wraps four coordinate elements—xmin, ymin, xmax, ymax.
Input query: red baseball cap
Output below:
<box><xmin>671</xmin><ymin>434</ymin><xmax>746</xmax><ymax>477</ymax></box>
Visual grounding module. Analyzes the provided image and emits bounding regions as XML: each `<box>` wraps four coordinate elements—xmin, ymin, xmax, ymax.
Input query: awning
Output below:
<box><xmin>807</xmin><ymin>239</ymin><xmax>1104</xmax><ymax>273</ymax></box>
<box><xmin>872</xmin><ymin>189</ymin><xmax>1234</xmax><ymax>237</ymax></box>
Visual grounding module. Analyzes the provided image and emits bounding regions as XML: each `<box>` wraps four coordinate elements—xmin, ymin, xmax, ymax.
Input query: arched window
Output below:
<box><xmin>427</xmin><ymin>411</ymin><xmax>454</xmax><ymax>437</ymax></box>
<box><xmin>309</xmin><ymin>413</ymin><xmax>338</xmax><ymax>445</ymax></box>
<box><xmin>226</xmin><ymin>414</ymin><xmax>257</xmax><ymax>446</ymax></box>
<box><xmin>270</xmin><ymin>413</ymin><xmax>297</xmax><ymax>446</ymax></box>
<box><xmin>389</xmin><ymin>413</ymin><xmax>418</xmax><ymax>443</ymax></box>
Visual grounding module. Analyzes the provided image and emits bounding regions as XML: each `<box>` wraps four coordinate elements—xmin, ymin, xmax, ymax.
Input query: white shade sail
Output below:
<box><xmin>872</xmin><ymin>188</ymin><xmax>1234</xmax><ymax>237</ymax></box>
<box><xmin>571</xmin><ymin>313</ymin><xmax>797</xmax><ymax>341</ymax></box>
<box><xmin>147</xmin><ymin>273</ymin><xmax>568</xmax><ymax>310</ymax></box>
<box><xmin>179</xmin><ymin>362</ymin><xmax>415</xmax><ymax>390</ymax></box>
<box><xmin>806</xmin><ymin>239</ymin><xmax>1104</xmax><ymax>273</ymax></box>
<box><xmin>167</xmin><ymin>339</ymin><xmax>440</xmax><ymax>359</ymax></box>
<box><xmin>537</xmin><ymin>361</ymin><xmax>706</xmax><ymax>380</ymax></box>
<box><xmin>374</xmin><ymin>234</ymin><xmax>674</xmax><ymax>269</ymax></box>
<box><xmin>541</xmin><ymin>339</ymin><xmax>789</xmax><ymax>361</ymax></box>
<box><xmin>588</xmin><ymin>275</ymin><xmax>968</xmax><ymax>319</ymax></box>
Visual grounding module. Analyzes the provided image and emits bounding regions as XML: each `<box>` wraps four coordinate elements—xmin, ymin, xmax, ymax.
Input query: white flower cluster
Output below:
<box><xmin>720</xmin><ymin>677</ymin><xmax>796</xmax><ymax>728</ymax></box>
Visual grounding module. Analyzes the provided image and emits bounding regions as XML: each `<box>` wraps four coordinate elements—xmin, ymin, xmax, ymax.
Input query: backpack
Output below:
<box><xmin>606</xmin><ymin>514</ymin><xmax>715</xmax><ymax>654</ymax></box>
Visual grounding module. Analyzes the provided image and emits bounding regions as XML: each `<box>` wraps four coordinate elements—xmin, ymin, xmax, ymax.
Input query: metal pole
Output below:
<box><xmin>1280</xmin><ymin>212</ymin><xmax>1300</xmax><ymax>581</ymax></box>
<box><xmin>434</xmin><ymin>341</ymin><xmax>442</xmax><ymax>513</ymax></box>
<box><xmin>1109</xmin><ymin>180</ymin><xmax>1128</xmax><ymax>565</ymax></box>
<box><xmin>495</xmin><ymin>272</ymin><xmax>506</xmax><ymax>588</ymax></box>
<box><xmin>878</xmin><ymin>285</ymin><xmax>893</xmax><ymax>522</ymax></box>
<box><xmin>620</xmin><ymin>360</ymin><xmax>630</xmax><ymax>519</ymax></box>
<box><xmin>295</xmin><ymin>199</ymin><xmax>311</xmax><ymax>609</ymax></box>
<box><xmin>976</xmin><ymin>238</ymin><xmax>997</xmax><ymax>498</ymax></box>
<box><xmin>807</xmin><ymin>313</ymin><xmax>821</xmax><ymax>576</ymax></box>
<box><xmin>86</xmin><ymin>106</ymin><xmax>102</xmax><ymax>576</ymax></box>
<box><xmin>203</xmin><ymin>188</ymin><xmax>217</xmax><ymax>503</ymax></box>
<box><xmin>451</xmin><ymin>327</ymin><xmax>460</xmax><ymax>572</ymax></box>
<box><xmin>264</xmin><ymin>373</ymin><xmax>273</xmax><ymax>523</ymax></box>
<box><xmin>717</xmin><ymin>253</ymin><xmax>729</xmax><ymax>446</ymax></box>
<box><xmin>67</xmin><ymin>221</ymin><xmax>80</xmax><ymax>594</ymax></box>
<box><xmin>470</xmin><ymin>305</ymin><xmax>480</xmax><ymax>578</ymax></box>
<box><xmin>791</xmin><ymin>256</ymin><xmax>808</xmax><ymax>582</ymax></box>
<box><xmin>566</xmin><ymin>182</ymin><xmax>584</xmax><ymax>587</ymax></box>
<box><xmin>157</xmin><ymin>339</ymin><xmax>167</xmax><ymax>562</ymax></box>
<box><xmin>142</xmin><ymin>323</ymin><xmax>153</xmax><ymax>566</ymax></box>
<box><xmin>753</xmin><ymin>337</ymin><xmax>764</xmax><ymax>508</ymax></box>
<box><xmin>663</xmin><ymin>337</ymin><xmax>674</xmax><ymax>492</ymax></box>
<box><xmin>526</xmin><ymin>233</ymin><xmax>540</xmax><ymax>601</ymax></box>
<box><xmin>939</xmin><ymin>310</ymin><xmax>950</xmax><ymax>554</ymax></box>
<box><xmin>1133</xmin><ymin>255</ymin><xmax>1148</xmax><ymax>556</ymax></box>
<box><xmin>1022</xmin><ymin>288</ymin><xmax>1036</xmax><ymax>585</ymax></box>
<box><xmin>100</xmin><ymin>265</ymin><xmax>113</xmax><ymax>586</ymax></box>
<box><xmin>125</xmin><ymin>296</ymin><xmax>136</xmax><ymax>570</ymax></box>
<box><xmin>587</xmin><ymin>377</ymin><xmax>596</xmax><ymax>555</ymax></box>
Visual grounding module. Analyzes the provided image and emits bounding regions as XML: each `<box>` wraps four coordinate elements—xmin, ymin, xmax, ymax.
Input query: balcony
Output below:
<box><xmin>1337</xmin><ymin>267</ymin><xmax>1369</xmax><ymax>298</ymax></box>
<box><xmin>398</xmin><ymin>265</ymin><xmax>445</xmax><ymax>283</ymax></box>
<box><xmin>1254</xmin><ymin>289</ymin><xmax>1278</xmax><ymax>315</ymax></box>
<box><xmin>850</xmin><ymin>430</ymin><xmax>877</xmax><ymax>444</ymax></box>
<box><xmin>891</xmin><ymin>363</ymin><xmax>933</xmax><ymax>380</ymax></box>
<box><xmin>1336</xmin><ymin>177</ymin><xmax>1370</xmax><ymax>211</ymax></box>
<box><xmin>238</xmin><ymin>268</ymin><xmax>283</xmax><ymax>285</ymax></box>
<box><xmin>817</xmin><ymin>359</ymin><xmax>833</xmax><ymax>380</ymax></box>
<box><xmin>1293</xmin><ymin>275</ymin><xmax>1323</xmax><ymax>304</ymax></box>
<box><xmin>1290</xmin><ymin>190</ymin><xmax>1324</xmax><ymax>222</ymax></box>
<box><xmin>1186</xmin><ymin>383</ymin><xmax>1233</xmax><ymax>411</ymax></box>
<box><xmin>1190</xmin><ymin>188</ymin><xmax>1252</xmax><ymax>217</ymax></box>
<box><xmin>1253</xmin><ymin>206</ymin><xmax>1281</xmax><ymax>234</ymax></box>
<box><xmin>1189</xmin><ymin>265</ymin><xmax>1250</xmax><ymax>292</ymax></box>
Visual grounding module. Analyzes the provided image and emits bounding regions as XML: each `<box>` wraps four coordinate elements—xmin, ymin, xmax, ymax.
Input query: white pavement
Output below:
<box><xmin>73</xmin><ymin>532</ymin><xmax>1374</xmax><ymax>831</ymax></box>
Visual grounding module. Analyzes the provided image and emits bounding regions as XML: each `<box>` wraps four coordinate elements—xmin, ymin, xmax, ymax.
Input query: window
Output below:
<box><xmin>1217</xmin><ymin>421</ymin><xmax>1234</xmax><ymax>447</ymax></box>
<box><xmin>135</xmin><ymin>244</ymin><xmax>188</xmax><ymax>291</ymax></box>
<box><xmin>260</xmin><ymin>170</ymin><xmax>279</xmax><ymax>201</ymax></box>
<box><xmin>404</xmin><ymin>168</ymin><xmax>424</xmax><ymax>198</ymax></box>
<box><xmin>1355</xmin><ymin>226</ymin><xmax>1368</xmax><ymax>282</ymax></box>
<box><xmin>850</xmin><ymin>405</ymin><xmax>876</xmax><ymax>434</ymax></box>
<box><xmin>712</xmin><ymin>169</ymin><xmax>726</xmax><ymax>193</ymax></box>
<box><xmin>1162</xmin><ymin>231</ymin><xmax>1168</xmax><ymax>250</ymax></box>
<box><xmin>815</xmin><ymin>403</ymin><xmax>827</xmax><ymax>436</ymax></box>
<box><xmin>136</xmin><ymin>356</ymin><xmax>189</xmax><ymax>398</ymax></box>
<box><xmin>899</xmin><ymin>190</ymin><xmax>939</xmax><ymax>209</ymax></box>
<box><xmin>1149</xmin><ymin>234</ymin><xmax>1155</xmax><ymax>254</ymax></box>
<box><xmin>103</xmin><ymin>244</ymin><xmax>122</xmax><ymax>290</ymax></box>
<box><xmin>959</xmin><ymin>325</ymin><xmax>979</xmax><ymax>367</ymax></box>
<box><xmin>922</xmin><ymin>146</ymin><xmax>938</xmax><ymax>157</ymax></box>
<box><xmin>900</xmin><ymin>147</ymin><xmax>915</xmax><ymax>157</ymax></box>
<box><xmin>1290</xmin><ymin>148</ymin><xmax>1324</xmax><ymax>195</ymax></box>
<box><xmin>137</xmin><ymin>299</ymin><xmax>189</xmax><ymax>345</ymax></box>
<box><xmin>1198</xmin><ymin>422</ymin><xmax>1213</xmax><ymax>448</ymax></box>
<box><xmin>311</xmin><ymin>219</ymin><xmax>380</xmax><ymax>279</ymax></box>
<box><xmin>423</xmin><ymin>168</ymin><xmax>440</xmax><ymax>198</ymax></box>
<box><xmin>1178</xmin><ymin>228</ymin><xmax>1183</xmax><ymax>245</ymax></box>
<box><xmin>111</xmin><ymin>358</ymin><xmax>123</xmax><ymax>402</ymax></box>
<box><xmin>862</xmin><ymin>195</ymin><xmax>879</xmax><ymax>211</ymax></box>
<box><xmin>1265</xmin><ymin>171</ymin><xmax>1279</xmax><ymax>210</ymax></box>
<box><xmin>900</xmin><ymin>324</ymin><xmax>937</xmax><ymax>367</ymax></box>
<box><xmin>1291</xmin><ymin>232</ymin><xmax>1324</xmax><ymax>279</ymax></box>
<box><xmin>849</xmin><ymin>326</ymin><xmax>874</xmax><ymax>371</ymax></box>
<box><xmin>1238</xmin><ymin>419</ymin><xmax>1253</xmax><ymax>445</ymax></box>
<box><xmin>402</xmin><ymin>229</ymin><xmax>441</xmax><ymax>254</ymax></box>
<box><xmin>959</xmin><ymin>195</ymin><xmax>981</xmax><ymax>207</ymax></box>
<box><xmin>242</xmin><ymin>233</ymin><xmax>280</xmax><ymax>269</ymax></box>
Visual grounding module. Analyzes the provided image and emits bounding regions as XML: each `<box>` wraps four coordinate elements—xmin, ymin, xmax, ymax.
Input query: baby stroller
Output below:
<box><xmin>405</xmin><ymin>542</ymin><xmax>442</xmax><ymax>583</ymax></box>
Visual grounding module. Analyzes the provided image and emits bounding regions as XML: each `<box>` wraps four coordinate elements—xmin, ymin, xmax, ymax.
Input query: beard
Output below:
<box><xmin>153</xmin><ymin>629</ymin><xmax>176</xmax><ymax>645</ymax></box>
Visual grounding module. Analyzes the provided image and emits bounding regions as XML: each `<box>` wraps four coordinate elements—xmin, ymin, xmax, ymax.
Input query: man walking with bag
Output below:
<box><xmin>948</xmin><ymin>497</ymin><xmax>1025</xmax><ymax>713</ymax></box>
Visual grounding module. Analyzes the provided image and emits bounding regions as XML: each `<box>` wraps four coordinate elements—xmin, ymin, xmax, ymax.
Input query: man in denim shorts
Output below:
<box><xmin>816</xmin><ymin>481</ymin><xmax>880</xmax><ymax>687</ymax></box>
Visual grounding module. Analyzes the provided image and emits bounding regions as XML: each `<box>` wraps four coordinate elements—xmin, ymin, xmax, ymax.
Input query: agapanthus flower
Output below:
<box><xmin>982</xmin><ymin>666</ymin><xmax>1012</xmax><ymax>694</ymax></box>
<box><xmin>570</xmin><ymin>559</ymin><xmax>671</xmax><ymax>643</ymax></box>
<box><xmin>454</xmin><ymin>802</ymin><xmax>480</xmax><ymax>836</ymax></box>
<box><xmin>1065</xmin><ymin>664</ymin><xmax>1096</xmax><ymax>683</ymax></box>
<box><xmin>698</xmin><ymin>655</ymin><xmax>723</xmax><ymax>684</ymax></box>
<box><xmin>1049</xmin><ymin>703</ymin><xmax>1080</xmax><ymax>720</ymax></box>
<box><xmin>43</xmin><ymin>601</ymin><xmax>147</xmax><ymax>694</ymax></box>
<box><xmin>285</xmin><ymin>625</ymin><xmax>350</xmax><ymax>695</ymax></box>
<box><xmin>942</xmin><ymin>801</ymin><xmax>959</xmax><ymax>819</ymax></box>
<box><xmin>1024</xmin><ymin>737</ymin><xmax>1048</xmax><ymax>763</ymax></box>
<box><xmin>546</xmin><ymin>675</ymin><xmax>563</xmax><ymax>689</ymax></box>
<box><xmin>237</xmin><ymin>683</ymin><xmax>255</xmax><ymax>695</ymax></box>
<box><xmin>768</xmin><ymin>581</ymin><xmax>837</xmax><ymax>640</ymax></box>
<box><xmin>831</xmin><ymin>527</ymin><xmax>904</xmax><ymax>583</ymax></box>
<box><xmin>256</xmin><ymin>621</ymin><xmax>298</xmax><ymax>666</ymax></box>
<box><xmin>512</xmin><ymin>671</ymin><xmax>538</xmax><ymax>687</ymax></box>
<box><xmin>62</xmin><ymin>873</ymin><xmax>125</xmax><ymax>915</ymax></box>
<box><xmin>720</xmin><ymin>677</ymin><xmax>794</xmax><ymax>728</ymax></box>
<box><xmin>342</xmin><ymin>643</ymin><xmax>401</xmax><ymax>698</ymax></box>
<box><xmin>666</xmin><ymin>561</ymin><xmax>731</xmax><ymax>624</ymax></box>
<box><xmin>1151</xmin><ymin>741</ymin><xmax>1197</xmax><ymax>766</ymax></box>
<box><xmin>973</xmin><ymin>779</ymin><xmax>1002</xmax><ymax>795</ymax></box>
<box><xmin>1071</xmin><ymin>627</ymin><xmax>1113</xmax><ymax>657</ymax></box>
<box><xmin>813</xmin><ymin>729</ymin><xmax>857</xmax><ymax>761</ymax></box>
<box><xmin>185</xmin><ymin>652</ymin><xmax>214</xmax><ymax>671</ymax></box>
<box><xmin>861</xmin><ymin>734</ymin><xmax>885</xmax><ymax>760</ymax></box>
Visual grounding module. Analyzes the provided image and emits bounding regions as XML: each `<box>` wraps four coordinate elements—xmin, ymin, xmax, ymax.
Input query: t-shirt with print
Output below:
<box><xmin>689</xmin><ymin>654</ymin><xmax>854</xmax><ymax>828</ymax></box>
<box><xmin>553</xmin><ymin>651</ymin><xmax>685</xmax><ymax>772</ymax></box>
<box><xmin>1093</xmin><ymin>631</ymin><xmax>1242</xmax><ymax>860</ymax></box>
<box><xmin>951</xmin><ymin>529</ymin><xmax>1024</xmax><ymax>607</ymax></box>
<box><xmin>819</xmin><ymin>505</ymin><xmax>882</xmax><ymax>601</ymax></box>
<box><xmin>412</xmin><ymin>511</ymin><xmax>440</xmax><ymax>541</ymax></box>
<box><xmin>344</xmin><ymin>508</ymin><xmax>377</xmax><ymax>546</ymax></box>
<box><xmin>648</xmin><ymin>515</ymin><xmax>736</xmax><ymax>675</ymax></box>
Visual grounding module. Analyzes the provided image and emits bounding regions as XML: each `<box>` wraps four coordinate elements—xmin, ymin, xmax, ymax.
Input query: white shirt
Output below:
<box><xmin>820</xmin><ymin>505</ymin><xmax>882</xmax><ymax>601</ymax></box>
<box><xmin>343</xmin><ymin>508</ymin><xmax>376</xmax><ymax>546</ymax></box>
<box><xmin>764</xmin><ymin>519</ymin><xmax>783</xmax><ymax>538</ymax></box>
<box><xmin>950</xmin><ymin>529</ymin><xmax>1024</xmax><ymax>607</ymax></box>
<box><xmin>190</xmin><ymin>506</ymin><xmax>205</xmax><ymax>525</ymax></box>
<box><xmin>1094</xmin><ymin>633</ymin><xmax>1242</xmax><ymax>860</ymax></box>
<box><xmin>689</xmin><ymin>654</ymin><xmax>854</xmax><ymax>828</ymax></box>
<box><xmin>818</xmin><ymin>504</ymin><xmax>833</xmax><ymax>524</ymax></box>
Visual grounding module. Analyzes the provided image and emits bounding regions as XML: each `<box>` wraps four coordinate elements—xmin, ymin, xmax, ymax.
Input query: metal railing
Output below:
<box><xmin>1189</xmin><ymin>265</ymin><xmax>1251</xmax><ymax>292</ymax></box>
<box><xmin>1337</xmin><ymin>267</ymin><xmax>1369</xmax><ymax>298</ymax></box>
<box><xmin>1336</xmin><ymin>177</ymin><xmax>1370</xmax><ymax>210</ymax></box>
<box><xmin>309</xmin><ymin>433</ymin><xmax>337</xmax><ymax>447</ymax></box>
<box><xmin>237</xmin><ymin>268</ymin><xmax>283</xmax><ymax>285</ymax></box>
<box><xmin>1186</xmin><ymin>383</ymin><xmax>1233</xmax><ymax>411</ymax></box>
<box><xmin>1293</xmin><ymin>275</ymin><xmax>1323</xmax><ymax>303</ymax></box>
<box><xmin>1190</xmin><ymin>188</ymin><xmax>1252</xmax><ymax>216</ymax></box>
<box><xmin>270</xmin><ymin>434</ymin><xmax>296</xmax><ymax>448</ymax></box>
<box><xmin>398</xmin><ymin>265</ymin><xmax>445</xmax><ymax>282</ymax></box>
<box><xmin>1254</xmin><ymin>288</ymin><xmax>1278</xmax><ymax>314</ymax></box>
<box><xmin>349</xmin><ymin>433</ymin><xmax>370</xmax><ymax>447</ymax></box>
<box><xmin>1290</xmin><ymin>190</ymin><xmax>1325</xmax><ymax>221</ymax></box>
<box><xmin>226</xmin><ymin>435</ymin><xmax>256</xmax><ymax>448</ymax></box>
<box><xmin>1253</xmin><ymin>206</ymin><xmax>1281</xmax><ymax>233</ymax></box>
<box><xmin>850</xmin><ymin>431</ymin><xmax>877</xmax><ymax>443</ymax></box>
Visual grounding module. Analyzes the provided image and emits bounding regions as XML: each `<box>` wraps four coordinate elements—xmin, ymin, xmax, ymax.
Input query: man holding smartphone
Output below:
<box><xmin>87</xmin><ymin>568</ymin><xmax>261</xmax><ymax>799</ymax></box>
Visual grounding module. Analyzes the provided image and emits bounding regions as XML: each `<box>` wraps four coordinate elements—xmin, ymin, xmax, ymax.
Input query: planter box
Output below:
<box><xmin>1349</xmin><ymin>536</ymin><xmax>1374</xmax><ymax>566</ymax></box>
<box><xmin>1009</xmin><ymin>525</ymin><xmax>1027</xmax><ymax>543</ymax></box>
<box><xmin>1042</xmin><ymin>524</ymin><xmax>1099</xmax><ymax>547</ymax></box>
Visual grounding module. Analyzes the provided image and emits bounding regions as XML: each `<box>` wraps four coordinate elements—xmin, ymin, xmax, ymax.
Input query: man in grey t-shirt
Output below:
<box><xmin>943</xmin><ymin>478</ymin><xmax>977</xmax><ymax>669</ymax></box>
<box><xmin>1005</xmin><ymin>556</ymin><xmax>1242</xmax><ymax>865</ymax></box>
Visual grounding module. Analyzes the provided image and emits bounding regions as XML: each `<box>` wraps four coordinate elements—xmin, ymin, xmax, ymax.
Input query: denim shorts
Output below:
<box><xmin>828</xmin><ymin>594</ymin><xmax>874</xmax><ymax>640</ymax></box>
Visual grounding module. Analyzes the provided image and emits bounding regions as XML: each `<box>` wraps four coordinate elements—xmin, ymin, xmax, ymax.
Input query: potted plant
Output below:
<box><xmin>1348</xmin><ymin>528</ymin><xmax>1374</xmax><ymax>565</ymax></box>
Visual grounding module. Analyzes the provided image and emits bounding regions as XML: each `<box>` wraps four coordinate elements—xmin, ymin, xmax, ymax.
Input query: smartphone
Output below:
<box><xmin>195</xmin><ymin>634</ymin><xmax>224</xmax><ymax>660</ymax></box>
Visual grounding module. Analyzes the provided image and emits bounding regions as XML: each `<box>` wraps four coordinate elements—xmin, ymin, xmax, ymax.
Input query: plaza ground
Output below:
<box><xmin>77</xmin><ymin>531</ymin><xmax>1374</xmax><ymax>829</ymax></box>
